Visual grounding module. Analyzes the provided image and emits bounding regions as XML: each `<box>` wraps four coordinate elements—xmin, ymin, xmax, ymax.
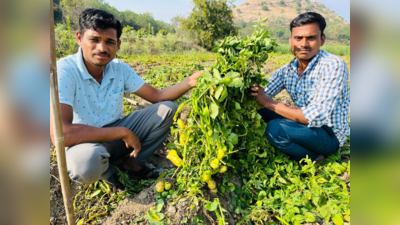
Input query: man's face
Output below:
<box><xmin>290</xmin><ymin>23</ymin><xmax>325</xmax><ymax>62</ymax></box>
<box><xmin>76</xmin><ymin>28</ymin><xmax>121</xmax><ymax>67</ymax></box>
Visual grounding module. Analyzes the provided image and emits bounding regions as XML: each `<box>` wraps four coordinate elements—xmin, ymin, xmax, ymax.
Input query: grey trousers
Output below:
<box><xmin>66</xmin><ymin>101</ymin><xmax>178</xmax><ymax>184</ymax></box>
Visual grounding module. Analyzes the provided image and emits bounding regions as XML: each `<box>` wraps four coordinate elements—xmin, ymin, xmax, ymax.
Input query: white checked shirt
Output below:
<box><xmin>265</xmin><ymin>50</ymin><xmax>350</xmax><ymax>146</ymax></box>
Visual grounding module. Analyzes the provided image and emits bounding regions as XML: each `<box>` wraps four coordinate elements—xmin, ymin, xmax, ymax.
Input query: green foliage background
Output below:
<box><xmin>53</xmin><ymin>0</ymin><xmax>175</xmax><ymax>34</ymax></box>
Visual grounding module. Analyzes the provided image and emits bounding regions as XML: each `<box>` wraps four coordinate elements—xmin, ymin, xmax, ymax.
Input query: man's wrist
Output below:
<box><xmin>120</xmin><ymin>127</ymin><xmax>130</xmax><ymax>139</ymax></box>
<box><xmin>262</xmin><ymin>97</ymin><xmax>275</xmax><ymax>110</ymax></box>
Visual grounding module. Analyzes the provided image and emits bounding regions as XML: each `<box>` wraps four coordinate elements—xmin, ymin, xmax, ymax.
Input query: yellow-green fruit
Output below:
<box><xmin>217</xmin><ymin>149</ymin><xmax>225</xmax><ymax>159</ymax></box>
<box><xmin>179</xmin><ymin>134</ymin><xmax>186</xmax><ymax>145</ymax></box>
<box><xmin>166</xmin><ymin>150</ymin><xmax>183</xmax><ymax>167</ymax></box>
<box><xmin>202</xmin><ymin>170</ymin><xmax>212</xmax><ymax>182</ymax></box>
<box><xmin>177</xmin><ymin>119</ymin><xmax>185</xmax><ymax>129</ymax></box>
<box><xmin>210</xmin><ymin>158</ymin><xmax>220</xmax><ymax>170</ymax></box>
<box><xmin>155</xmin><ymin>181</ymin><xmax>164</xmax><ymax>193</ymax></box>
<box><xmin>219</xmin><ymin>165</ymin><xmax>227</xmax><ymax>173</ymax></box>
<box><xmin>207</xmin><ymin>179</ymin><xmax>217</xmax><ymax>189</ymax></box>
<box><xmin>164</xmin><ymin>182</ymin><xmax>172</xmax><ymax>191</ymax></box>
<box><xmin>210</xmin><ymin>188</ymin><xmax>218</xmax><ymax>194</ymax></box>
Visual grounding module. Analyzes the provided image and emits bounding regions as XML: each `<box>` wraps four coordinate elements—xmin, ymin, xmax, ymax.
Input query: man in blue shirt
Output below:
<box><xmin>50</xmin><ymin>9</ymin><xmax>202</xmax><ymax>184</ymax></box>
<box><xmin>251</xmin><ymin>12</ymin><xmax>350</xmax><ymax>162</ymax></box>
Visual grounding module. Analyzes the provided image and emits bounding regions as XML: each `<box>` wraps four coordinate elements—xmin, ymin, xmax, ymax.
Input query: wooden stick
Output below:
<box><xmin>50</xmin><ymin>0</ymin><xmax>76</xmax><ymax>224</ymax></box>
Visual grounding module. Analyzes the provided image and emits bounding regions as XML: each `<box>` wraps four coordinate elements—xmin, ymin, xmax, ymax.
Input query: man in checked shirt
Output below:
<box><xmin>251</xmin><ymin>12</ymin><xmax>350</xmax><ymax>163</ymax></box>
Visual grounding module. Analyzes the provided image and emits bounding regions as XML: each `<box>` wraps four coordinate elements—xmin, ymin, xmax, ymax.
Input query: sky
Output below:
<box><xmin>104</xmin><ymin>0</ymin><xmax>350</xmax><ymax>23</ymax></box>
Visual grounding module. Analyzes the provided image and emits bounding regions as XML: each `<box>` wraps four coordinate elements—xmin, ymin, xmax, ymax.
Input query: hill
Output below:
<box><xmin>233</xmin><ymin>0</ymin><xmax>350</xmax><ymax>45</ymax></box>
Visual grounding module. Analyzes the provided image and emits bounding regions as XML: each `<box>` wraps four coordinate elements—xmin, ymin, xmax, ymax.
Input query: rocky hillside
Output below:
<box><xmin>234</xmin><ymin>0</ymin><xmax>350</xmax><ymax>44</ymax></box>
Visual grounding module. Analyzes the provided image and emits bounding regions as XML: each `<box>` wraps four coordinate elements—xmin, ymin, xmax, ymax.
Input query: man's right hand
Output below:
<box><xmin>122</xmin><ymin>128</ymin><xmax>141</xmax><ymax>158</ymax></box>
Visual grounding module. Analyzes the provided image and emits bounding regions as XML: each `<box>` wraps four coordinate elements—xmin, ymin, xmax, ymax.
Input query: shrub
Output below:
<box><xmin>262</xmin><ymin>5</ymin><xmax>269</xmax><ymax>11</ymax></box>
<box><xmin>137</xmin><ymin>27</ymin><xmax>148</xmax><ymax>38</ymax></box>
<box><xmin>278</xmin><ymin>0</ymin><xmax>286</xmax><ymax>6</ymax></box>
<box><xmin>158</xmin><ymin>29</ymin><xmax>168</xmax><ymax>36</ymax></box>
<box><xmin>236</xmin><ymin>8</ymin><xmax>242</xmax><ymax>13</ymax></box>
<box><xmin>123</xmin><ymin>25</ymin><xmax>134</xmax><ymax>34</ymax></box>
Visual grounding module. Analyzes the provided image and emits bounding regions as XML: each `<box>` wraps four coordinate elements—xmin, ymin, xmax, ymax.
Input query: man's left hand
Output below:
<box><xmin>250</xmin><ymin>83</ymin><xmax>271</xmax><ymax>107</ymax></box>
<box><xmin>189</xmin><ymin>71</ymin><xmax>203</xmax><ymax>88</ymax></box>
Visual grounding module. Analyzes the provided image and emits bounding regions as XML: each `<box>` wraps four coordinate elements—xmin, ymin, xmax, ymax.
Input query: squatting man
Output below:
<box><xmin>50</xmin><ymin>9</ymin><xmax>202</xmax><ymax>184</ymax></box>
<box><xmin>251</xmin><ymin>12</ymin><xmax>350</xmax><ymax>163</ymax></box>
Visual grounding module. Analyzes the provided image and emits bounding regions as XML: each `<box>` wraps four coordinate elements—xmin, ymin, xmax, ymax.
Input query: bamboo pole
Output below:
<box><xmin>50</xmin><ymin>0</ymin><xmax>76</xmax><ymax>224</ymax></box>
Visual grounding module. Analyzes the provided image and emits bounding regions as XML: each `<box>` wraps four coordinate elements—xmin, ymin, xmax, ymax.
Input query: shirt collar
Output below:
<box><xmin>289</xmin><ymin>50</ymin><xmax>323</xmax><ymax>73</ymax></box>
<box><xmin>75</xmin><ymin>47</ymin><xmax>115</xmax><ymax>81</ymax></box>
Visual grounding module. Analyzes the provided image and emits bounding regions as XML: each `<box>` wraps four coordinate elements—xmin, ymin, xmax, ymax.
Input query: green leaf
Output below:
<box><xmin>204</xmin><ymin>200</ymin><xmax>219</xmax><ymax>211</ymax></box>
<box><xmin>155</xmin><ymin>198</ymin><xmax>164</xmax><ymax>212</ymax></box>
<box><xmin>234</xmin><ymin>102</ymin><xmax>241</xmax><ymax>110</ymax></box>
<box><xmin>214</xmin><ymin>85</ymin><xmax>224</xmax><ymax>100</ymax></box>
<box><xmin>228</xmin><ymin>133</ymin><xmax>238</xmax><ymax>145</ymax></box>
<box><xmin>166</xmin><ymin>142</ymin><xmax>176</xmax><ymax>149</ymax></box>
<box><xmin>202</xmin><ymin>70</ymin><xmax>213</xmax><ymax>82</ymax></box>
<box><xmin>228</xmin><ymin>77</ymin><xmax>243</xmax><ymax>87</ymax></box>
<box><xmin>228</xmin><ymin>183</ymin><xmax>235</xmax><ymax>192</ymax></box>
<box><xmin>90</xmin><ymin>189</ymin><xmax>102</xmax><ymax>198</ymax></box>
<box><xmin>213</xmin><ymin>68</ymin><xmax>221</xmax><ymax>80</ymax></box>
<box><xmin>225</xmin><ymin>71</ymin><xmax>240</xmax><ymax>79</ymax></box>
<box><xmin>219</xmin><ymin>87</ymin><xmax>228</xmax><ymax>102</ymax></box>
<box><xmin>210</xmin><ymin>102</ymin><xmax>219</xmax><ymax>119</ymax></box>
<box><xmin>332</xmin><ymin>214</ymin><xmax>344</xmax><ymax>225</ymax></box>
<box><xmin>304</xmin><ymin>212</ymin><xmax>316</xmax><ymax>222</ymax></box>
<box><xmin>258</xmin><ymin>191</ymin><xmax>267</xmax><ymax>200</ymax></box>
<box><xmin>319</xmin><ymin>205</ymin><xmax>332</xmax><ymax>222</ymax></box>
<box><xmin>203</xmin><ymin>105</ymin><xmax>210</xmax><ymax>118</ymax></box>
<box><xmin>147</xmin><ymin>212</ymin><xmax>162</xmax><ymax>221</ymax></box>
<box><xmin>77</xmin><ymin>218</ymin><xmax>84</xmax><ymax>225</ymax></box>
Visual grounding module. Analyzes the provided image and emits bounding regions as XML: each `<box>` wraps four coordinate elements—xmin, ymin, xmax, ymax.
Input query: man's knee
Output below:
<box><xmin>66</xmin><ymin>143</ymin><xmax>110</xmax><ymax>184</ymax></box>
<box><xmin>160</xmin><ymin>101</ymin><xmax>178</xmax><ymax>113</ymax></box>
<box><xmin>156</xmin><ymin>101</ymin><xmax>178</xmax><ymax>123</ymax></box>
<box><xmin>265</xmin><ymin>119</ymin><xmax>291</xmax><ymax>147</ymax></box>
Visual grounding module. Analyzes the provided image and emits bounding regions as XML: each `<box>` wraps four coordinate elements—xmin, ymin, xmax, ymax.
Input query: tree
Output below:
<box><xmin>180</xmin><ymin>0</ymin><xmax>238</xmax><ymax>50</ymax></box>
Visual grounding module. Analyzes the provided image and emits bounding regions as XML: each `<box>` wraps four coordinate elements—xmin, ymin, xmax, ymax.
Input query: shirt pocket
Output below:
<box><xmin>107</xmin><ymin>91</ymin><xmax>124</xmax><ymax>119</ymax></box>
<box><xmin>303</xmin><ymin>87</ymin><xmax>316</xmax><ymax>105</ymax></box>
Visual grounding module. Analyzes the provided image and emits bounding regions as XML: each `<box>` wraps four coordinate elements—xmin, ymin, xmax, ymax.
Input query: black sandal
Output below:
<box><xmin>126</xmin><ymin>164</ymin><xmax>161</xmax><ymax>180</ymax></box>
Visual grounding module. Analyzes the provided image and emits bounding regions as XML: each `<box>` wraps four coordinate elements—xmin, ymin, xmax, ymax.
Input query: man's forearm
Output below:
<box><xmin>158</xmin><ymin>76</ymin><xmax>192</xmax><ymax>101</ymax></box>
<box><xmin>262</xmin><ymin>99</ymin><xmax>309</xmax><ymax>125</ymax></box>
<box><xmin>62</xmin><ymin>124</ymin><xmax>129</xmax><ymax>147</ymax></box>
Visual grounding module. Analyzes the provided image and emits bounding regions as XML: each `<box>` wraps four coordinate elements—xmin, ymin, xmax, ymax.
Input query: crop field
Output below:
<box><xmin>50</xmin><ymin>28</ymin><xmax>350</xmax><ymax>225</ymax></box>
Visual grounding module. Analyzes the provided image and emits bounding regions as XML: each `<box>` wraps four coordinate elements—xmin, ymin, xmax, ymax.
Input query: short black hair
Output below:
<box><xmin>79</xmin><ymin>8</ymin><xmax>122</xmax><ymax>40</ymax></box>
<box><xmin>290</xmin><ymin>12</ymin><xmax>326</xmax><ymax>37</ymax></box>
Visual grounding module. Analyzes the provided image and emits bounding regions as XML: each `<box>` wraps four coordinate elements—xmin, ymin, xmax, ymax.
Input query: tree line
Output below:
<box><xmin>53</xmin><ymin>0</ymin><xmax>176</xmax><ymax>34</ymax></box>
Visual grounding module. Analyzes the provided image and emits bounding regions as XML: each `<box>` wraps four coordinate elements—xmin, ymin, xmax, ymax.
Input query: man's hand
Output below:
<box><xmin>250</xmin><ymin>83</ymin><xmax>271</xmax><ymax>107</ymax></box>
<box><xmin>122</xmin><ymin>129</ymin><xmax>141</xmax><ymax>158</ymax></box>
<box><xmin>188</xmin><ymin>71</ymin><xmax>203</xmax><ymax>88</ymax></box>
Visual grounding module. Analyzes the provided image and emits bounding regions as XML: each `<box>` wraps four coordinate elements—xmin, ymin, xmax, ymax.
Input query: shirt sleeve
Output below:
<box><xmin>264</xmin><ymin>68</ymin><xmax>285</xmax><ymax>98</ymax></box>
<box><xmin>122</xmin><ymin>63</ymin><xmax>145</xmax><ymax>93</ymax></box>
<box><xmin>57</xmin><ymin>60</ymin><xmax>76</xmax><ymax>107</ymax></box>
<box><xmin>301</xmin><ymin>59</ymin><xmax>349</xmax><ymax>127</ymax></box>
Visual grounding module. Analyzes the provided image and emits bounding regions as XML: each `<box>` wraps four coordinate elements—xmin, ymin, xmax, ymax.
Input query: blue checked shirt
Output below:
<box><xmin>265</xmin><ymin>50</ymin><xmax>350</xmax><ymax>146</ymax></box>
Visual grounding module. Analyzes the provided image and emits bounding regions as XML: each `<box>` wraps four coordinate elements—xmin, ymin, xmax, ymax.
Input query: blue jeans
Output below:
<box><xmin>258</xmin><ymin>108</ymin><xmax>340</xmax><ymax>161</ymax></box>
